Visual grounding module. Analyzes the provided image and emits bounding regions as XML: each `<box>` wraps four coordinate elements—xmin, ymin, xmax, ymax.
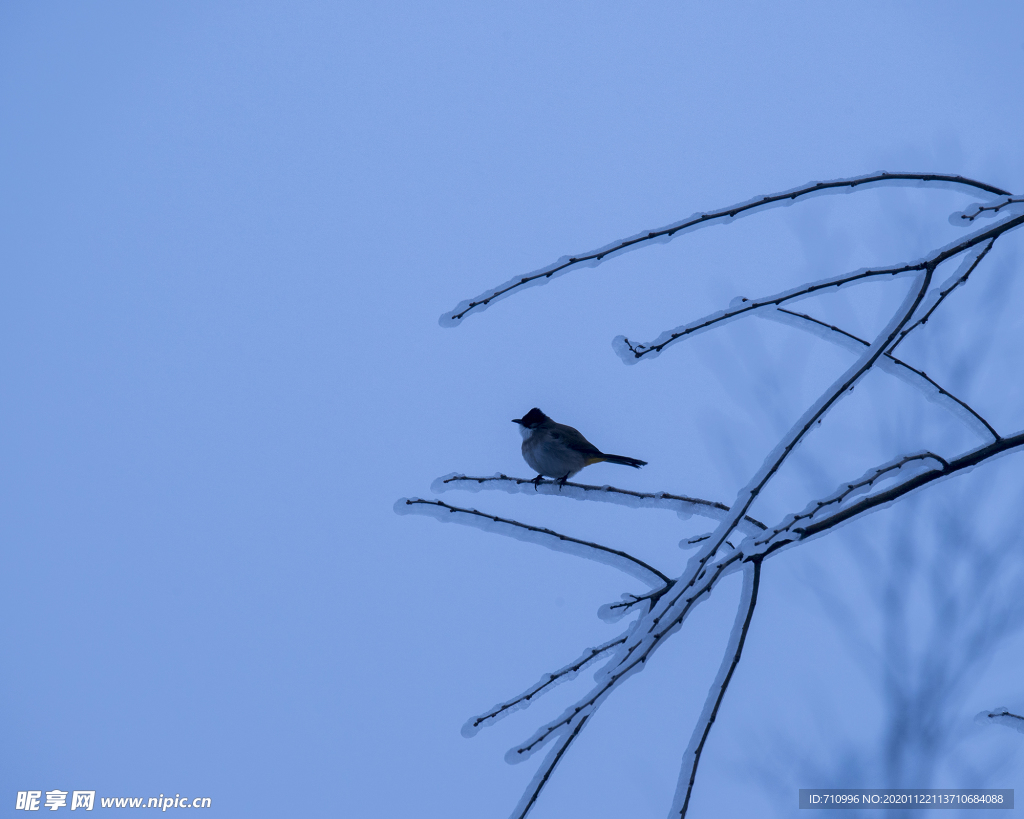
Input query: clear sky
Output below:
<box><xmin>2</xmin><ymin>3</ymin><xmax>1023</xmax><ymax>817</ymax></box>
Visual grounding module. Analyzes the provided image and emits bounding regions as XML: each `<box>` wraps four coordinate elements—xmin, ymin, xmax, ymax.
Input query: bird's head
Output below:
<box><xmin>512</xmin><ymin>408</ymin><xmax>548</xmax><ymax>429</ymax></box>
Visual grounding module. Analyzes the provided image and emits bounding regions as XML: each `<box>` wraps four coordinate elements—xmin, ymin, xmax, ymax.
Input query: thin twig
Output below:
<box><xmin>889</xmin><ymin>239</ymin><xmax>996</xmax><ymax>351</ymax></box>
<box><xmin>958</xmin><ymin>197</ymin><xmax>1024</xmax><ymax>222</ymax></box>
<box><xmin>511</xmin><ymin>712</ymin><xmax>593</xmax><ymax>819</ymax></box>
<box><xmin>980</xmin><ymin>709</ymin><xmax>1024</xmax><ymax>733</ymax></box>
<box><xmin>772</xmin><ymin>307</ymin><xmax>1000</xmax><ymax>441</ymax></box>
<box><xmin>465</xmin><ymin>635</ymin><xmax>628</xmax><ymax>735</ymax></box>
<box><xmin>510</xmin><ymin>554</ymin><xmax>742</xmax><ymax>763</ymax></box>
<box><xmin>751</xmin><ymin>453</ymin><xmax>948</xmax><ymax>553</ymax></box>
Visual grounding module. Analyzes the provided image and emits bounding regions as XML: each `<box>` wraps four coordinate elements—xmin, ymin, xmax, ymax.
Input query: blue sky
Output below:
<box><xmin>2</xmin><ymin>3</ymin><xmax>1023</xmax><ymax>817</ymax></box>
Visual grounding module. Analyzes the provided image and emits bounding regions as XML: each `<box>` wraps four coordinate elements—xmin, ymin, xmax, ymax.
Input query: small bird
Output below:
<box><xmin>512</xmin><ymin>408</ymin><xmax>647</xmax><ymax>487</ymax></box>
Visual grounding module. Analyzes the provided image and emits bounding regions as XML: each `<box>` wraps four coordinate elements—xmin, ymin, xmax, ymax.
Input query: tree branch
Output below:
<box><xmin>674</xmin><ymin>558</ymin><xmax>762</xmax><ymax>817</ymax></box>
<box><xmin>977</xmin><ymin>709</ymin><xmax>1024</xmax><ymax>736</ymax></box>
<box><xmin>617</xmin><ymin>263</ymin><xmax>923</xmax><ymax>360</ymax></box>
<box><xmin>769</xmin><ymin>307</ymin><xmax>1000</xmax><ymax>441</ymax></box>
<box><xmin>435</xmin><ymin>473</ymin><xmax>768</xmax><ymax>534</ymax></box>
<box><xmin>397</xmin><ymin>498</ymin><xmax>670</xmax><ymax>587</ymax></box>
<box><xmin>957</xmin><ymin>197</ymin><xmax>1024</xmax><ymax>222</ymax></box>
<box><xmin>889</xmin><ymin>239</ymin><xmax>996</xmax><ymax>352</ymax></box>
<box><xmin>509</xmin><ymin>553</ymin><xmax>743</xmax><ymax>763</ymax></box>
<box><xmin>618</xmin><ymin>213</ymin><xmax>1024</xmax><ymax>362</ymax></box>
<box><xmin>442</xmin><ymin>172</ymin><xmax>1010</xmax><ymax>326</ymax></box>
<box><xmin>463</xmin><ymin>635</ymin><xmax>627</xmax><ymax>737</ymax></box>
<box><xmin>509</xmin><ymin>711</ymin><xmax>593</xmax><ymax>819</ymax></box>
<box><xmin>752</xmin><ymin>430</ymin><xmax>1024</xmax><ymax>557</ymax></box>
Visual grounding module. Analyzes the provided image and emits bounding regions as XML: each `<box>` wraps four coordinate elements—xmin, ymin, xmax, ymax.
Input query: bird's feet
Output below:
<box><xmin>556</xmin><ymin>473</ymin><xmax>570</xmax><ymax>491</ymax></box>
<box><xmin>531</xmin><ymin>474</ymin><xmax>545</xmax><ymax>491</ymax></box>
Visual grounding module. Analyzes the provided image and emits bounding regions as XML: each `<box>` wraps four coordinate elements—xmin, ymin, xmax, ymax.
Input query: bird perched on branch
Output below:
<box><xmin>512</xmin><ymin>408</ymin><xmax>647</xmax><ymax>488</ymax></box>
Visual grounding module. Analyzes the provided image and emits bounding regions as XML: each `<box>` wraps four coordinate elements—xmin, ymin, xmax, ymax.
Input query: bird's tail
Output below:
<box><xmin>593</xmin><ymin>453</ymin><xmax>647</xmax><ymax>469</ymax></box>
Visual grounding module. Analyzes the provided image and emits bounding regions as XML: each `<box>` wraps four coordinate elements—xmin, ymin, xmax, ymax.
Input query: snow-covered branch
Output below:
<box><xmin>440</xmin><ymin>172</ymin><xmax>1009</xmax><ymax>326</ymax></box>
<box><xmin>616</xmin><ymin>214</ymin><xmax>1022</xmax><ymax>363</ymax></box>
<box><xmin>463</xmin><ymin>635</ymin><xmax>629</xmax><ymax>737</ymax></box>
<box><xmin>673</xmin><ymin>558</ymin><xmax>762</xmax><ymax>818</ymax></box>
<box><xmin>395</xmin><ymin>497</ymin><xmax>670</xmax><ymax>587</ymax></box>
<box><xmin>403</xmin><ymin>173</ymin><xmax>1024</xmax><ymax>818</ymax></box>
<box><xmin>889</xmin><ymin>238</ymin><xmax>995</xmax><ymax>351</ymax></box>
<box><xmin>760</xmin><ymin>429</ymin><xmax>1024</xmax><ymax>553</ymax></box>
<box><xmin>766</xmin><ymin>307</ymin><xmax>1000</xmax><ymax>442</ymax></box>
<box><xmin>976</xmin><ymin>709</ymin><xmax>1024</xmax><ymax>736</ymax></box>
<box><xmin>435</xmin><ymin>473</ymin><xmax>768</xmax><ymax>535</ymax></box>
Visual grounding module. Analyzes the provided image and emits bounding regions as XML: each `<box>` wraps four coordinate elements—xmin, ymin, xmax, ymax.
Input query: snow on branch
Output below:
<box><xmin>395</xmin><ymin>497</ymin><xmax>670</xmax><ymax>587</ymax></box>
<box><xmin>501</xmin><ymin>551</ymin><xmax>744</xmax><ymax>819</ymax></box>
<box><xmin>890</xmin><ymin>239</ymin><xmax>995</xmax><ymax>351</ymax></box>
<box><xmin>615</xmin><ymin>215</ymin><xmax>1023</xmax><ymax>363</ymax></box>
<box><xmin>462</xmin><ymin>635</ymin><xmax>628</xmax><ymax>738</ymax></box>
<box><xmin>615</xmin><ymin>263</ymin><xmax>924</xmax><ymax>363</ymax></box>
<box><xmin>402</xmin><ymin>173</ymin><xmax>1024</xmax><ymax>818</ymax></box>
<box><xmin>757</xmin><ymin>430</ymin><xmax>1024</xmax><ymax>554</ymax></box>
<box><xmin>440</xmin><ymin>172</ymin><xmax>1009</xmax><ymax>326</ymax></box>
<box><xmin>976</xmin><ymin>708</ymin><xmax>1024</xmax><ymax>735</ymax></box>
<box><xmin>434</xmin><ymin>473</ymin><xmax>768</xmax><ymax>536</ymax></box>
<box><xmin>673</xmin><ymin>558</ymin><xmax>761</xmax><ymax>818</ymax></box>
<box><xmin>955</xmin><ymin>196</ymin><xmax>1024</xmax><ymax>223</ymax></box>
<box><xmin>764</xmin><ymin>307</ymin><xmax>1000</xmax><ymax>441</ymax></box>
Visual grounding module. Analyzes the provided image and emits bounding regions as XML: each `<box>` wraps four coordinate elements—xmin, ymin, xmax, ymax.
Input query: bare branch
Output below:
<box><xmin>957</xmin><ymin>197</ymin><xmax>1024</xmax><ymax>222</ymax></box>
<box><xmin>674</xmin><ymin>558</ymin><xmax>762</xmax><ymax>818</ymax></box>
<box><xmin>751</xmin><ymin>453</ymin><xmax>948</xmax><ymax>555</ymax></box>
<box><xmin>768</xmin><ymin>307</ymin><xmax>1000</xmax><ymax>441</ymax></box>
<box><xmin>753</xmin><ymin>430</ymin><xmax>1024</xmax><ymax>557</ymax></box>
<box><xmin>435</xmin><ymin>473</ymin><xmax>768</xmax><ymax>534</ymax></box>
<box><xmin>441</xmin><ymin>172</ymin><xmax>1010</xmax><ymax>326</ymax></box>
<box><xmin>463</xmin><ymin>635</ymin><xmax>628</xmax><ymax>737</ymax></box>
<box><xmin>617</xmin><ymin>264</ymin><xmax>922</xmax><ymax>360</ymax></box>
<box><xmin>618</xmin><ymin>213</ymin><xmax>1024</xmax><ymax>363</ymax></box>
<box><xmin>509</xmin><ymin>711</ymin><xmax>593</xmax><ymax>819</ymax></box>
<box><xmin>889</xmin><ymin>239</ymin><xmax>996</xmax><ymax>351</ymax></box>
<box><xmin>977</xmin><ymin>709</ymin><xmax>1024</xmax><ymax>736</ymax></box>
<box><xmin>509</xmin><ymin>552</ymin><xmax>743</xmax><ymax>764</ymax></box>
<box><xmin>396</xmin><ymin>498</ymin><xmax>670</xmax><ymax>587</ymax></box>
<box><xmin>677</xmin><ymin>263</ymin><xmax>935</xmax><ymax>565</ymax></box>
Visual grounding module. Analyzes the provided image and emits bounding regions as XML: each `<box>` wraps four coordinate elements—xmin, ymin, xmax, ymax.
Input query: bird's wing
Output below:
<box><xmin>546</xmin><ymin>422</ymin><xmax>603</xmax><ymax>456</ymax></box>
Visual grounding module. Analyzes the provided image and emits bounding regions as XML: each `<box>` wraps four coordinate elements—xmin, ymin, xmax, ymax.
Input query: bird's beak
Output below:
<box><xmin>511</xmin><ymin>419</ymin><xmax>521</xmax><ymax>424</ymax></box>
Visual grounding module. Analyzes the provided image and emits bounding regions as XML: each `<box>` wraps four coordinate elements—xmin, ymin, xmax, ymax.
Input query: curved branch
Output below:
<box><xmin>768</xmin><ymin>307</ymin><xmax>1000</xmax><ymax>442</ymax></box>
<box><xmin>441</xmin><ymin>173</ymin><xmax>1010</xmax><ymax>325</ymax></box>
<box><xmin>618</xmin><ymin>212</ymin><xmax>1024</xmax><ymax>362</ymax></box>
<box><xmin>889</xmin><ymin>239</ymin><xmax>995</xmax><ymax>351</ymax></box>
<box><xmin>617</xmin><ymin>263</ymin><xmax>923</xmax><ymax>361</ymax></box>
<box><xmin>674</xmin><ymin>558</ymin><xmax>761</xmax><ymax>818</ymax></box>
<box><xmin>396</xmin><ymin>498</ymin><xmax>670</xmax><ymax>587</ymax></box>
<box><xmin>753</xmin><ymin>430</ymin><xmax>1024</xmax><ymax>557</ymax></box>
